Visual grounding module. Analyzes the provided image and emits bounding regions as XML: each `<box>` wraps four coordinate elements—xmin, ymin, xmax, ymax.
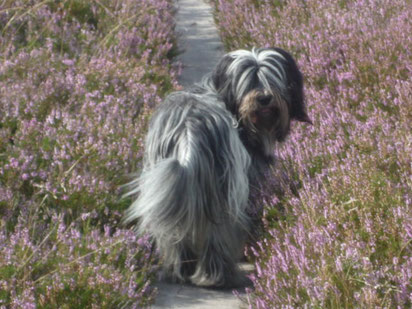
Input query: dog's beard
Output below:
<box><xmin>238</xmin><ymin>89</ymin><xmax>290</xmax><ymax>156</ymax></box>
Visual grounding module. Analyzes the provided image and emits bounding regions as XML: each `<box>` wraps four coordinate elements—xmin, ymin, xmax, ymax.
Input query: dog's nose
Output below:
<box><xmin>257</xmin><ymin>95</ymin><xmax>271</xmax><ymax>106</ymax></box>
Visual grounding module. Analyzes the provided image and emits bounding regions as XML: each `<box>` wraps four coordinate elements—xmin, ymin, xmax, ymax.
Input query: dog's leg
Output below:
<box><xmin>157</xmin><ymin>239</ymin><xmax>183</xmax><ymax>282</ymax></box>
<box><xmin>157</xmin><ymin>239</ymin><xmax>198</xmax><ymax>283</ymax></box>
<box><xmin>190</xmin><ymin>222</ymin><xmax>247</xmax><ymax>288</ymax></box>
<box><xmin>180</xmin><ymin>245</ymin><xmax>197</xmax><ymax>278</ymax></box>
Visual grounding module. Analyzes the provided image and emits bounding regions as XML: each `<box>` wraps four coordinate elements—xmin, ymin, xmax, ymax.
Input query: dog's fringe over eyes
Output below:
<box><xmin>124</xmin><ymin>47</ymin><xmax>311</xmax><ymax>288</ymax></box>
<box><xmin>227</xmin><ymin>48</ymin><xmax>287</xmax><ymax>102</ymax></box>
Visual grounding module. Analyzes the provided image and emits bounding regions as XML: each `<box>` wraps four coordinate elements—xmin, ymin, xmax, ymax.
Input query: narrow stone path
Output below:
<box><xmin>151</xmin><ymin>0</ymin><xmax>253</xmax><ymax>308</ymax></box>
<box><xmin>174</xmin><ymin>0</ymin><xmax>224</xmax><ymax>87</ymax></box>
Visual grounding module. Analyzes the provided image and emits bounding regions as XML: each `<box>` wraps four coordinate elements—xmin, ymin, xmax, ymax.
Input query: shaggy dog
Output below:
<box><xmin>124</xmin><ymin>48</ymin><xmax>311</xmax><ymax>288</ymax></box>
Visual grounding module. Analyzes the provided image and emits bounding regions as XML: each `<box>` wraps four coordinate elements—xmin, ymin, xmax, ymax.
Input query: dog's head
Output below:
<box><xmin>210</xmin><ymin>48</ymin><xmax>311</xmax><ymax>156</ymax></box>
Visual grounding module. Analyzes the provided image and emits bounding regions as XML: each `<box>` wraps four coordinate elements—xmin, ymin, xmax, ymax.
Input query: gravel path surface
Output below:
<box><xmin>151</xmin><ymin>1</ymin><xmax>252</xmax><ymax>308</ymax></box>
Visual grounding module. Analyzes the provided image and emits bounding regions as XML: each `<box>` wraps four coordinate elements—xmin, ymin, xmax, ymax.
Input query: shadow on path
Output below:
<box><xmin>152</xmin><ymin>264</ymin><xmax>254</xmax><ymax>309</ymax></box>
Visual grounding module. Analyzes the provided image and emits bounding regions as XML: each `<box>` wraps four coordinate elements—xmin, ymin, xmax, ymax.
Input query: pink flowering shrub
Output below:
<box><xmin>0</xmin><ymin>0</ymin><xmax>177</xmax><ymax>307</ymax></box>
<box><xmin>213</xmin><ymin>0</ymin><xmax>411</xmax><ymax>307</ymax></box>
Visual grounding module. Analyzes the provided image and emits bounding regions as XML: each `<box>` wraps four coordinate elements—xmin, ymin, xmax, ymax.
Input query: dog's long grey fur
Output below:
<box><xmin>125</xmin><ymin>92</ymin><xmax>251</xmax><ymax>286</ymax></box>
<box><xmin>124</xmin><ymin>48</ymin><xmax>311</xmax><ymax>287</ymax></box>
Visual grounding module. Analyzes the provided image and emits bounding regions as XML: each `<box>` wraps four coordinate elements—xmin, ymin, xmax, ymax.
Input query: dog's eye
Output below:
<box><xmin>257</xmin><ymin>95</ymin><xmax>271</xmax><ymax>106</ymax></box>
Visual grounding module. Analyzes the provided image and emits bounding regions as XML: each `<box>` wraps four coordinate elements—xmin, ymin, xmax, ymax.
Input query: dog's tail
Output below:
<box><xmin>124</xmin><ymin>157</ymin><xmax>196</xmax><ymax>242</ymax></box>
<box><xmin>124</xmin><ymin>156</ymin><xmax>250</xmax><ymax>244</ymax></box>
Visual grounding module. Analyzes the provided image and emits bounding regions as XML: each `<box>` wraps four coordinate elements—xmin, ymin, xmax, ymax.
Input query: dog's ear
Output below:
<box><xmin>210</xmin><ymin>54</ymin><xmax>238</xmax><ymax>115</ymax></box>
<box><xmin>211</xmin><ymin>54</ymin><xmax>233</xmax><ymax>90</ymax></box>
<box><xmin>271</xmin><ymin>48</ymin><xmax>312</xmax><ymax>124</ymax></box>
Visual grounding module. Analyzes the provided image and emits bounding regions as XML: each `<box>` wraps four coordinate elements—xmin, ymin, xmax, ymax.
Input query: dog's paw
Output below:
<box><xmin>190</xmin><ymin>272</ymin><xmax>223</xmax><ymax>288</ymax></box>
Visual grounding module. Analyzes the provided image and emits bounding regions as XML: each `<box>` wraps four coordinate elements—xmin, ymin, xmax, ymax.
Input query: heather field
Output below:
<box><xmin>0</xmin><ymin>0</ymin><xmax>177</xmax><ymax>307</ymax></box>
<box><xmin>213</xmin><ymin>0</ymin><xmax>411</xmax><ymax>308</ymax></box>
